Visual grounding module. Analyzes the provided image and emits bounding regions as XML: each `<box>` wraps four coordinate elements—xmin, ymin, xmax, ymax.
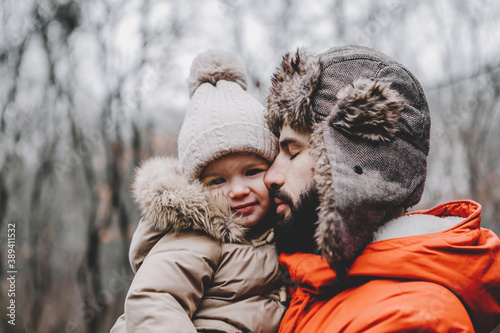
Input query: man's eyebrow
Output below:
<box><xmin>279</xmin><ymin>137</ymin><xmax>306</xmax><ymax>149</ymax></box>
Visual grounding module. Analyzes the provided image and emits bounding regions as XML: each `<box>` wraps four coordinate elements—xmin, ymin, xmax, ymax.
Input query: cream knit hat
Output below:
<box><xmin>178</xmin><ymin>50</ymin><xmax>278</xmax><ymax>179</ymax></box>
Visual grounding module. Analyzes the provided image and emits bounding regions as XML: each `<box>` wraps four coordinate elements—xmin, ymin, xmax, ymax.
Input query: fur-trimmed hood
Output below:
<box><xmin>131</xmin><ymin>156</ymin><xmax>246</xmax><ymax>243</ymax></box>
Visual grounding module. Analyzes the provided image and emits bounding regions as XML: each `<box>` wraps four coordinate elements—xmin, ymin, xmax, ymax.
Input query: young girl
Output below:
<box><xmin>111</xmin><ymin>50</ymin><xmax>286</xmax><ymax>333</ymax></box>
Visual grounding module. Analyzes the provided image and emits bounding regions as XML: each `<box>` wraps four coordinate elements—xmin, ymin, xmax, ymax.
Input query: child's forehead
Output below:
<box><xmin>214</xmin><ymin>152</ymin><xmax>267</xmax><ymax>166</ymax></box>
<box><xmin>202</xmin><ymin>152</ymin><xmax>269</xmax><ymax>176</ymax></box>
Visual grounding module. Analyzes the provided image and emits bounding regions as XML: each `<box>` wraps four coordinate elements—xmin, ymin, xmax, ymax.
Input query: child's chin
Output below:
<box><xmin>239</xmin><ymin>216</ymin><xmax>260</xmax><ymax>228</ymax></box>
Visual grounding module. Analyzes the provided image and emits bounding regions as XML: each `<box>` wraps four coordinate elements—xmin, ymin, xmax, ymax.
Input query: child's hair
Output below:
<box><xmin>177</xmin><ymin>50</ymin><xmax>278</xmax><ymax>179</ymax></box>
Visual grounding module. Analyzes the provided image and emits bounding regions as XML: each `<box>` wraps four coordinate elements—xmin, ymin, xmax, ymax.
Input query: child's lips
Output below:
<box><xmin>231</xmin><ymin>202</ymin><xmax>257</xmax><ymax>214</ymax></box>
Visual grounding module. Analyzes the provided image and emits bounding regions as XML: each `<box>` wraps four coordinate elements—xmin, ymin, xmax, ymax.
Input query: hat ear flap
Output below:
<box><xmin>328</xmin><ymin>78</ymin><xmax>404</xmax><ymax>142</ymax></box>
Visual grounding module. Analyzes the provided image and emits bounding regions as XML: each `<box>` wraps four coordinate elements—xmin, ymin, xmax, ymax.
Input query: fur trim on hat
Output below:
<box><xmin>132</xmin><ymin>156</ymin><xmax>246</xmax><ymax>243</ymax></box>
<box><xmin>328</xmin><ymin>78</ymin><xmax>403</xmax><ymax>142</ymax></box>
<box><xmin>187</xmin><ymin>49</ymin><xmax>248</xmax><ymax>98</ymax></box>
<box><xmin>311</xmin><ymin>123</ymin><xmax>342</xmax><ymax>265</ymax></box>
<box><xmin>312</xmin><ymin>121</ymin><xmax>394</xmax><ymax>269</ymax></box>
<box><xmin>266</xmin><ymin>48</ymin><xmax>321</xmax><ymax>135</ymax></box>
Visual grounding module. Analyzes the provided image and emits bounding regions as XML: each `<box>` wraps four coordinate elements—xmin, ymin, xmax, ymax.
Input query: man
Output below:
<box><xmin>264</xmin><ymin>45</ymin><xmax>500</xmax><ymax>332</ymax></box>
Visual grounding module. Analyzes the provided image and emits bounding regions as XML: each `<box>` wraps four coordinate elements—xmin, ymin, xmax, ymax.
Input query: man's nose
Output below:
<box><xmin>264</xmin><ymin>161</ymin><xmax>285</xmax><ymax>190</ymax></box>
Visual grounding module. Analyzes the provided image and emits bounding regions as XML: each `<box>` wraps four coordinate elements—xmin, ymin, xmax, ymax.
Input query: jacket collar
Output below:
<box><xmin>372</xmin><ymin>213</ymin><xmax>462</xmax><ymax>242</ymax></box>
<box><xmin>280</xmin><ymin>200</ymin><xmax>500</xmax><ymax>332</ymax></box>
<box><xmin>281</xmin><ymin>200</ymin><xmax>483</xmax><ymax>290</ymax></box>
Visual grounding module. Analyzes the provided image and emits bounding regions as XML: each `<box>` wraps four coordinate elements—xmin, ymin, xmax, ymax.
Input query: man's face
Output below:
<box><xmin>264</xmin><ymin>124</ymin><xmax>316</xmax><ymax>218</ymax></box>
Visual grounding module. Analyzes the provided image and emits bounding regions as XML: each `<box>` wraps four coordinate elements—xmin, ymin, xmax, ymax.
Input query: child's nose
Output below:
<box><xmin>228</xmin><ymin>181</ymin><xmax>250</xmax><ymax>199</ymax></box>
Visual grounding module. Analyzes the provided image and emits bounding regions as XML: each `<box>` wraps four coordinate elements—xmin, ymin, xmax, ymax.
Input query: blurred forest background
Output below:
<box><xmin>1</xmin><ymin>0</ymin><xmax>499</xmax><ymax>332</ymax></box>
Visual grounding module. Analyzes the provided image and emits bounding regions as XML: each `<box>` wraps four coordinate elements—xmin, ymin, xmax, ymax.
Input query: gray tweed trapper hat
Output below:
<box><xmin>266</xmin><ymin>45</ymin><xmax>430</xmax><ymax>270</ymax></box>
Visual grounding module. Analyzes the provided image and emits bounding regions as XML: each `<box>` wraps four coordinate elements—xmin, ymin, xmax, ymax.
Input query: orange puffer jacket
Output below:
<box><xmin>278</xmin><ymin>200</ymin><xmax>500</xmax><ymax>333</ymax></box>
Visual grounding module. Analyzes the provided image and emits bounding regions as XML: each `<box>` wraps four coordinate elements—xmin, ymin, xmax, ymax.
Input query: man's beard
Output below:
<box><xmin>272</xmin><ymin>186</ymin><xmax>320</xmax><ymax>254</ymax></box>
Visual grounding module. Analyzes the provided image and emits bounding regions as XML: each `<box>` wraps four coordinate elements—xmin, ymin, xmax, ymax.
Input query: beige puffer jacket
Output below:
<box><xmin>111</xmin><ymin>157</ymin><xmax>286</xmax><ymax>333</ymax></box>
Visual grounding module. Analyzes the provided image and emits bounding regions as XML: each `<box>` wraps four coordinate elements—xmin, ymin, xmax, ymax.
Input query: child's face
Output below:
<box><xmin>200</xmin><ymin>153</ymin><xmax>271</xmax><ymax>228</ymax></box>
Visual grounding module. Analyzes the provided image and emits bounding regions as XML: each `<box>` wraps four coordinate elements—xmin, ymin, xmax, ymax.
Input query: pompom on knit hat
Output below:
<box><xmin>267</xmin><ymin>45</ymin><xmax>431</xmax><ymax>270</ymax></box>
<box><xmin>178</xmin><ymin>49</ymin><xmax>278</xmax><ymax>179</ymax></box>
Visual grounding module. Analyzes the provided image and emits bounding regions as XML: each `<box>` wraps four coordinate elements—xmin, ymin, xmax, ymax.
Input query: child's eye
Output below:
<box><xmin>290</xmin><ymin>152</ymin><xmax>299</xmax><ymax>160</ymax></box>
<box><xmin>208</xmin><ymin>178</ymin><xmax>226</xmax><ymax>186</ymax></box>
<box><xmin>246</xmin><ymin>168</ymin><xmax>264</xmax><ymax>176</ymax></box>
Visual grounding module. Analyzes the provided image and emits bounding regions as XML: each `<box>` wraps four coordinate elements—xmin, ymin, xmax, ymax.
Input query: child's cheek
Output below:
<box><xmin>209</xmin><ymin>188</ymin><xmax>228</xmax><ymax>201</ymax></box>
